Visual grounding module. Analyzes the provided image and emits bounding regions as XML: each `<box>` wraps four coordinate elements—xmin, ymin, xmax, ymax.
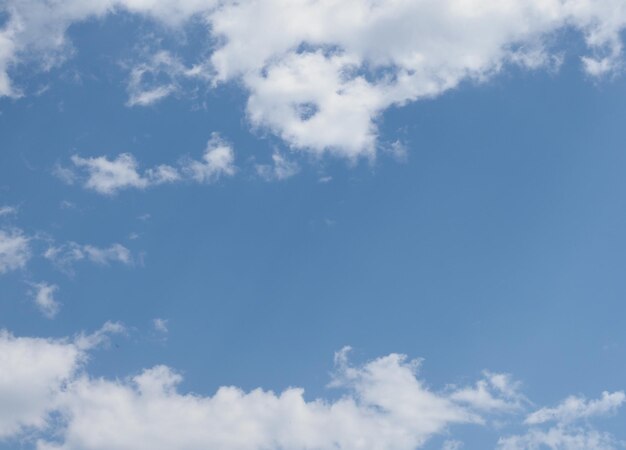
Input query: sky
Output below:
<box><xmin>1</xmin><ymin>1</ymin><xmax>626</xmax><ymax>449</ymax></box>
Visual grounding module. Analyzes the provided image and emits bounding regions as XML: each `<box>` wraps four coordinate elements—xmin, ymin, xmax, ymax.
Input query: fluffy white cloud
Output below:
<box><xmin>28</xmin><ymin>348</ymin><xmax>493</xmax><ymax>450</ymax></box>
<box><xmin>0</xmin><ymin>323</ymin><xmax>123</xmax><ymax>440</ymax></box>
<box><xmin>0</xmin><ymin>228</ymin><xmax>30</xmax><ymax>274</ymax></box>
<box><xmin>68</xmin><ymin>154</ymin><xmax>179</xmax><ymax>195</ymax></box>
<box><xmin>181</xmin><ymin>134</ymin><xmax>236</xmax><ymax>183</ymax></box>
<box><xmin>0</xmin><ymin>331</ymin><xmax>80</xmax><ymax>439</ymax></box>
<box><xmin>61</xmin><ymin>135</ymin><xmax>235</xmax><ymax>194</ymax></box>
<box><xmin>208</xmin><ymin>0</ymin><xmax>626</xmax><ymax>157</ymax></box>
<box><xmin>31</xmin><ymin>282</ymin><xmax>61</xmax><ymax>319</ymax></box>
<box><xmin>0</xmin><ymin>330</ymin><xmax>623</xmax><ymax>450</ymax></box>
<box><xmin>3</xmin><ymin>1</ymin><xmax>626</xmax><ymax>157</ymax></box>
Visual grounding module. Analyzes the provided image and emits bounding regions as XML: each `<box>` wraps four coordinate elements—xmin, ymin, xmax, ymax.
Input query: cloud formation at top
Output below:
<box><xmin>1</xmin><ymin>0</ymin><xmax>626</xmax><ymax>158</ymax></box>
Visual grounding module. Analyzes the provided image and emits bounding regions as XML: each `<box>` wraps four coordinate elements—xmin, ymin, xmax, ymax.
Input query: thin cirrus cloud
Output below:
<box><xmin>44</xmin><ymin>241</ymin><xmax>134</xmax><ymax>274</ymax></box>
<box><xmin>56</xmin><ymin>135</ymin><xmax>236</xmax><ymax>195</ymax></box>
<box><xmin>0</xmin><ymin>330</ymin><xmax>622</xmax><ymax>450</ymax></box>
<box><xmin>524</xmin><ymin>391</ymin><xmax>626</xmax><ymax>425</ymax></box>
<box><xmin>2</xmin><ymin>1</ymin><xmax>626</xmax><ymax>158</ymax></box>
<box><xmin>125</xmin><ymin>50</ymin><xmax>209</xmax><ymax>107</ymax></box>
<box><xmin>0</xmin><ymin>206</ymin><xmax>18</xmax><ymax>217</ymax></box>
<box><xmin>255</xmin><ymin>152</ymin><xmax>300</xmax><ymax>181</ymax></box>
<box><xmin>152</xmin><ymin>318</ymin><xmax>168</xmax><ymax>333</ymax></box>
<box><xmin>497</xmin><ymin>392</ymin><xmax>626</xmax><ymax>450</ymax></box>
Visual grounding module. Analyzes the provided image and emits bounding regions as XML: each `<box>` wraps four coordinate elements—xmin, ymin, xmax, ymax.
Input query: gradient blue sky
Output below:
<box><xmin>1</xmin><ymin>2</ymin><xmax>626</xmax><ymax>449</ymax></box>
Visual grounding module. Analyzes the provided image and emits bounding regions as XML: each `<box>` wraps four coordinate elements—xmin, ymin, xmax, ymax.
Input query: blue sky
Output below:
<box><xmin>1</xmin><ymin>2</ymin><xmax>626</xmax><ymax>449</ymax></box>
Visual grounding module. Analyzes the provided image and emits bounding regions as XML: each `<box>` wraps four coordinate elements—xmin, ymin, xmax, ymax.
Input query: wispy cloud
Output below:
<box><xmin>44</xmin><ymin>241</ymin><xmax>133</xmax><ymax>274</ymax></box>
<box><xmin>256</xmin><ymin>152</ymin><xmax>300</xmax><ymax>181</ymax></box>
<box><xmin>153</xmin><ymin>318</ymin><xmax>168</xmax><ymax>333</ymax></box>
<box><xmin>0</xmin><ymin>206</ymin><xmax>17</xmax><ymax>217</ymax></box>
<box><xmin>498</xmin><ymin>391</ymin><xmax>626</xmax><ymax>450</ymax></box>
<box><xmin>30</xmin><ymin>282</ymin><xmax>61</xmax><ymax>319</ymax></box>
<box><xmin>126</xmin><ymin>50</ymin><xmax>208</xmax><ymax>107</ymax></box>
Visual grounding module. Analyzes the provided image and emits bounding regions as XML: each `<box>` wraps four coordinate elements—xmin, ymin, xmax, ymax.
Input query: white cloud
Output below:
<box><xmin>126</xmin><ymin>50</ymin><xmax>208</xmax><ymax>106</ymax></box>
<box><xmin>0</xmin><ymin>333</ymin><xmax>623</xmax><ymax>450</ymax></box>
<box><xmin>498</xmin><ymin>391</ymin><xmax>626</xmax><ymax>450</ymax></box>
<box><xmin>204</xmin><ymin>0</ymin><xmax>626</xmax><ymax>157</ymax></box>
<box><xmin>31</xmin><ymin>282</ymin><xmax>61</xmax><ymax>319</ymax></box>
<box><xmin>181</xmin><ymin>134</ymin><xmax>236</xmax><ymax>183</ymax></box>
<box><xmin>0</xmin><ymin>228</ymin><xmax>30</xmax><ymax>274</ymax></box>
<box><xmin>2</xmin><ymin>1</ymin><xmax>626</xmax><ymax>157</ymax></box>
<box><xmin>128</xmin><ymin>84</ymin><xmax>176</xmax><ymax>107</ymax></box>
<box><xmin>73</xmin><ymin>321</ymin><xmax>126</xmax><ymax>351</ymax></box>
<box><xmin>450</xmin><ymin>371</ymin><xmax>526</xmax><ymax>413</ymax></box>
<box><xmin>0</xmin><ymin>323</ymin><xmax>123</xmax><ymax>440</ymax></box>
<box><xmin>525</xmin><ymin>391</ymin><xmax>626</xmax><ymax>425</ymax></box>
<box><xmin>34</xmin><ymin>348</ymin><xmax>485</xmax><ymax>450</ymax></box>
<box><xmin>497</xmin><ymin>426</ymin><xmax>619</xmax><ymax>450</ymax></box>
<box><xmin>64</xmin><ymin>135</ymin><xmax>235</xmax><ymax>194</ymax></box>
<box><xmin>256</xmin><ymin>152</ymin><xmax>300</xmax><ymax>181</ymax></box>
<box><xmin>68</xmin><ymin>153</ymin><xmax>179</xmax><ymax>195</ymax></box>
<box><xmin>44</xmin><ymin>242</ymin><xmax>133</xmax><ymax>273</ymax></box>
<box><xmin>0</xmin><ymin>331</ymin><xmax>80</xmax><ymax>439</ymax></box>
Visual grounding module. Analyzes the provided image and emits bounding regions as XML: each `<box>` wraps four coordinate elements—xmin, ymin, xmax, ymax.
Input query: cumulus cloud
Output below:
<box><xmin>0</xmin><ymin>323</ymin><xmax>123</xmax><ymax>440</ymax></box>
<box><xmin>67</xmin><ymin>153</ymin><xmax>179</xmax><ymax>195</ymax></box>
<box><xmin>31</xmin><ymin>282</ymin><xmax>61</xmax><ymax>319</ymax></box>
<box><xmin>3</xmin><ymin>0</ymin><xmax>626</xmax><ymax>157</ymax></box>
<box><xmin>0</xmin><ymin>344</ymin><xmax>493</xmax><ymax>450</ymax></box>
<box><xmin>181</xmin><ymin>134</ymin><xmax>236</xmax><ymax>183</ymax></box>
<box><xmin>0</xmin><ymin>228</ymin><xmax>30</xmax><ymax>274</ymax></box>
<box><xmin>207</xmin><ymin>0</ymin><xmax>626</xmax><ymax>157</ymax></box>
<box><xmin>0</xmin><ymin>331</ymin><xmax>623</xmax><ymax>450</ymax></box>
<box><xmin>0</xmin><ymin>331</ymin><xmax>80</xmax><ymax>439</ymax></box>
<box><xmin>59</xmin><ymin>135</ymin><xmax>235</xmax><ymax>194</ymax></box>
